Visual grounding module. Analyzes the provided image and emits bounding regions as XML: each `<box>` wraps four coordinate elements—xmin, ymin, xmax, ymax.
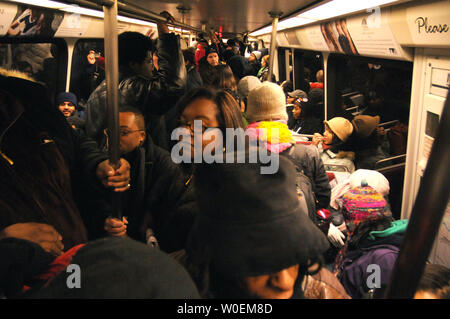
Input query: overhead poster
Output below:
<box><xmin>3</xmin><ymin>5</ymin><xmax>64</xmax><ymax>38</ymax></box>
<box><xmin>303</xmin><ymin>9</ymin><xmax>406</xmax><ymax>59</ymax></box>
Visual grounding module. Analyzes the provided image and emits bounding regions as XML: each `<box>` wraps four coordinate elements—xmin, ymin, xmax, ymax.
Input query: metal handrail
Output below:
<box><xmin>384</xmin><ymin>92</ymin><xmax>450</xmax><ymax>298</ymax></box>
<box><xmin>374</xmin><ymin>154</ymin><xmax>406</xmax><ymax>169</ymax></box>
<box><xmin>378</xmin><ymin>120</ymin><xmax>399</xmax><ymax>127</ymax></box>
<box><xmin>103</xmin><ymin>0</ymin><xmax>122</xmax><ymax>219</ymax></box>
<box><xmin>376</xmin><ymin>162</ymin><xmax>406</xmax><ymax>173</ymax></box>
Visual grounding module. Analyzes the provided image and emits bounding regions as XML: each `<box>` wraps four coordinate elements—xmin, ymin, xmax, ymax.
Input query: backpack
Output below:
<box><xmin>284</xmin><ymin>146</ymin><xmax>318</xmax><ymax>224</ymax></box>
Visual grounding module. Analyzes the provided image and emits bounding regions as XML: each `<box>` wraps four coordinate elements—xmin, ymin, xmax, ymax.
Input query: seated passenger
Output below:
<box><xmin>310</xmin><ymin>70</ymin><xmax>324</xmax><ymax>89</ymax></box>
<box><xmin>246</xmin><ymin>50</ymin><xmax>261</xmax><ymax>77</ymax></box>
<box><xmin>280</xmin><ymin>80</ymin><xmax>293</xmax><ymax>99</ymax></box>
<box><xmin>350</xmin><ymin>115</ymin><xmax>389</xmax><ymax>170</ymax></box>
<box><xmin>312</xmin><ymin>117</ymin><xmax>355</xmax><ymax>173</ymax></box>
<box><xmin>387</xmin><ymin>103</ymin><xmax>410</xmax><ymax>156</ymax></box>
<box><xmin>174</xmin><ymin>151</ymin><xmax>330</xmax><ymax>299</ymax></box>
<box><xmin>308</xmin><ymin>88</ymin><xmax>325</xmax><ymax>120</ymax></box>
<box><xmin>333</xmin><ymin>182</ymin><xmax>407</xmax><ymax>298</ymax></box>
<box><xmin>327</xmin><ymin>169</ymin><xmax>390</xmax><ymax>250</ymax></box>
<box><xmin>257</xmin><ymin>55</ymin><xmax>270</xmax><ymax>81</ymax></box>
<box><xmin>286</xmin><ymin>90</ymin><xmax>308</xmax><ymax>127</ymax></box>
<box><xmin>286</xmin><ymin>89</ymin><xmax>307</xmax><ymax>105</ymax></box>
<box><xmin>103</xmin><ymin>106</ymin><xmax>197</xmax><ymax>253</ymax></box>
<box><xmin>245</xmin><ymin>82</ymin><xmax>331</xmax><ymax>211</ymax></box>
<box><xmin>0</xmin><ymin>237</ymin><xmax>200</xmax><ymax>298</ymax></box>
<box><xmin>0</xmin><ymin>69</ymin><xmax>131</xmax><ymax>253</ymax></box>
<box><xmin>289</xmin><ymin>97</ymin><xmax>323</xmax><ymax>135</ymax></box>
<box><xmin>56</xmin><ymin>92</ymin><xmax>85</xmax><ymax>130</ymax></box>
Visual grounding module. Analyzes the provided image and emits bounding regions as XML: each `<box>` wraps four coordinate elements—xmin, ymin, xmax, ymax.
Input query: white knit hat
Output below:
<box><xmin>251</xmin><ymin>50</ymin><xmax>262</xmax><ymax>60</ymax></box>
<box><xmin>246</xmin><ymin>82</ymin><xmax>288</xmax><ymax>123</ymax></box>
<box><xmin>237</xmin><ymin>76</ymin><xmax>261</xmax><ymax>99</ymax></box>
<box><xmin>349</xmin><ymin>169</ymin><xmax>390</xmax><ymax>196</ymax></box>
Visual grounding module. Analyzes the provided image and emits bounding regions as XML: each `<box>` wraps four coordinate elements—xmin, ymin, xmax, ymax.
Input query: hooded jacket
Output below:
<box><xmin>0</xmin><ymin>70</ymin><xmax>110</xmax><ymax>249</ymax></box>
<box><xmin>85</xmin><ymin>32</ymin><xmax>187</xmax><ymax>149</ymax></box>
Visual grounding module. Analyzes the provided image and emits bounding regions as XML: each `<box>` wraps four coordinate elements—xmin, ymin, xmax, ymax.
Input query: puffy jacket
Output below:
<box><xmin>85</xmin><ymin>32</ymin><xmax>187</xmax><ymax>149</ymax></box>
<box><xmin>281</xmin><ymin>144</ymin><xmax>332</xmax><ymax>209</ymax></box>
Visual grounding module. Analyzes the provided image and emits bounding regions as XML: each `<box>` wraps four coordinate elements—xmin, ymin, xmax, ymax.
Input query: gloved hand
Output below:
<box><xmin>328</xmin><ymin>223</ymin><xmax>346</xmax><ymax>248</ymax></box>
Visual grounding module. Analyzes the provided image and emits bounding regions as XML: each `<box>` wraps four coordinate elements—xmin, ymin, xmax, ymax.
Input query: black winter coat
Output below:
<box><xmin>119</xmin><ymin>137</ymin><xmax>197</xmax><ymax>253</ymax></box>
<box><xmin>186</xmin><ymin>64</ymin><xmax>203</xmax><ymax>93</ymax></box>
<box><xmin>85</xmin><ymin>32</ymin><xmax>187</xmax><ymax>149</ymax></box>
<box><xmin>0</xmin><ymin>73</ymin><xmax>110</xmax><ymax>249</ymax></box>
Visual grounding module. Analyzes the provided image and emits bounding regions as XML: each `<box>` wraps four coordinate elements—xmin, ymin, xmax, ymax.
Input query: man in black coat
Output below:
<box><xmin>85</xmin><ymin>15</ymin><xmax>186</xmax><ymax>150</ymax></box>
<box><xmin>104</xmin><ymin>106</ymin><xmax>197</xmax><ymax>253</ymax></box>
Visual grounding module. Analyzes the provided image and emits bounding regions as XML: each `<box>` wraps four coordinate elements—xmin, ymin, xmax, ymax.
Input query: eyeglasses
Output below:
<box><xmin>104</xmin><ymin>129</ymin><xmax>144</xmax><ymax>138</ymax></box>
<box><xmin>119</xmin><ymin>129</ymin><xmax>144</xmax><ymax>137</ymax></box>
<box><xmin>177</xmin><ymin>120</ymin><xmax>220</xmax><ymax>134</ymax></box>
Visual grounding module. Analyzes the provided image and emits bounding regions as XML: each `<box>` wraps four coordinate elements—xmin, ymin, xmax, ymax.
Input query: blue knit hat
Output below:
<box><xmin>56</xmin><ymin>92</ymin><xmax>77</xmax><ymax>108</ymax></box>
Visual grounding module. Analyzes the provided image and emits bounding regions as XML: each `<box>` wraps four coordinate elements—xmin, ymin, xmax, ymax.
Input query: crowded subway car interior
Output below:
<box><xmin>0</xmin><ymin>0</ymin><xmax>449</xmax><ymax>301</ymax></box>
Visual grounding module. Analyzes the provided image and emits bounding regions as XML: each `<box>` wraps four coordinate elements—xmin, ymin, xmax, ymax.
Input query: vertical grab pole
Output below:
<box><xmin>268</xmin><ymin>11</ymin><xmax>282</xmax><ymax>83</ymax></box>
<box><xmin>103</xmin><ymin>0</ymin><xmax>122</xmax><ymax>219</ymax></box>
<box><xmin>384</xmin><ymin>92</ymin><xmax>450</xmax><ymax>298</ymax></box>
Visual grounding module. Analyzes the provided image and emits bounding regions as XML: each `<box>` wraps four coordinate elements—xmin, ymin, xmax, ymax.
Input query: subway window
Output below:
<box><xmin>0</xmin><ymin>39</ymin><xmax>66</xmax><ymax>101</ymax></box>
<box><xmin>327</xmin><ymin>55</ymin><xmax>413</xmax><ymax>124</ymax></box>
<box><xmin>326</xmin><ymin>55</ymin><xmax>413</xmax><ymax>219</ymax></box>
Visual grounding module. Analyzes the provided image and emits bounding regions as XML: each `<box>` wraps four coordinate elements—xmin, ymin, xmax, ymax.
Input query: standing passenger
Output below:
<box><xmin>173</xmin><ymin>87</ymin><xmax>245</xmax><ymax>167</ymax></box>
<box><xmin>198</xmin><ymin>46</ymin><xmax>221</xmax><ymax>86</ymax></box>
<box><xmin>0</xmin><ymin>69</ymin><xmax>131</xmax><ymax>253</ymax></box>
<box><xmin>245</xmin><ymin>82</ymin><xmax>331</xmax><ymax>211</ymax></box>
<box><xmin>103</xmin><ymin>106</ymin><xmax>197</xmax><ymax>253</ymax></box>
<box><xmin>56</xmin><ymin>92</ymin><xmax>85</xmax><ymax>130</ymax></box>
<box><xmin>85</xmin><ymin>12</ymin><xmax>186</xmax><ymax>150</ymax></box>
<box><xmin>174</xmin><ymin>152</ymin><xmax>329</xmax><ymax>299</ymax></box>
<box><xmin>312</xmin><ymin>117</ymin><xmax>355</xmax><ymax>173</ymax></box>
<box><xmin>182</xmin><ymin>49</ymin><xmax>203</xmax><ymax>93</ymax></box>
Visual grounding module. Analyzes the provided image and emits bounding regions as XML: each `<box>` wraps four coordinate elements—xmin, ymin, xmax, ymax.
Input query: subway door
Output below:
<box><xmin>416</xmin><ymin>57</ymin><xmax>450</xmax><ymax>267</ymax></box>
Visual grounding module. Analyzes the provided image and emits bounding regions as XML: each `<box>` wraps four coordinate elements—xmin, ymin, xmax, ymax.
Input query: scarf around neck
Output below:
<box><xmin>246</xmin><ymin>120</ymin><xmax>295</xmax><ymax>153</ymax></box>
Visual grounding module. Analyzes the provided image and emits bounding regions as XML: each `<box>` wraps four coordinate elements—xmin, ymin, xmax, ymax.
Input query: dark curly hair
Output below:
<box><xmin>118</xmin><ymin>32</ymin><xmax>155</xmax><ymax>67</ymax></box>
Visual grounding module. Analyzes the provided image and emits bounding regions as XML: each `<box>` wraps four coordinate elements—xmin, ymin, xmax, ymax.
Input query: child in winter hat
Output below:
<box><xmin>341</xmin><ymin>180</ymin><xmax>391</xmax><ymax>234</ymax></box>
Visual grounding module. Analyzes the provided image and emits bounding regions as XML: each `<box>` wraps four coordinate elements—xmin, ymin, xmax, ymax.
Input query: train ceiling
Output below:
<box><xmin>123</xmin><ymin>0</ymin><xmax>319</xmax><ymax>36</ymax></box>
